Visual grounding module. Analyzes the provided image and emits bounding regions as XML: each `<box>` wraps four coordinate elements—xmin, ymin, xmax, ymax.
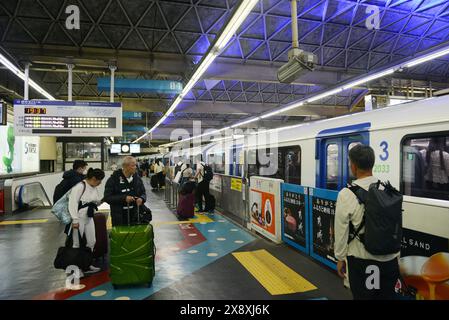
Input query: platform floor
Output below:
<box><xmin>0</xmin><ymin>178</ymin><xmax>352</xmax><ymax>300</ymax></box>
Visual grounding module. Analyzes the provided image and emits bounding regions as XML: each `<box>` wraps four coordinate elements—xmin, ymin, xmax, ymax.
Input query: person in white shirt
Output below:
<box><xmin>180</xmin><ymin>163</ymin><xmax>193</xmax><ymax>179</ymax></box>
<box><xmin>110</xmin><ymin>162</ymin><xmax>118</xmax><ymax>171</ymax></box>
<box><xmin>334</xmin><ymin>144</ymin><xmax>400</xmax><ymax>300</ymax></box>
<box><xmin>69</xmin><ymin>168</ymin><xmax>105</xmax><ymax>277</ymax></box>
<box><xmin>154</xmin><ymin>159</ymin><xmax>165</xmax><ymax>189</ymax></box>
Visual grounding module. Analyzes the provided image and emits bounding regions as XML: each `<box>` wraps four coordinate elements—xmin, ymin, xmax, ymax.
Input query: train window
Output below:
<box><xmin>401</xmin><ymin>134</ymin><xmax>449</xmax><ymax>201</ymax></box>
<box><xmin>326</xmin><ymin>144</ymin><xmax>339</xmax><ymax>190</ymax></box>
<box><xmin>347</xmin><ymin>142</ymin><xmax>361</xmax><ymax>185</ymax></box>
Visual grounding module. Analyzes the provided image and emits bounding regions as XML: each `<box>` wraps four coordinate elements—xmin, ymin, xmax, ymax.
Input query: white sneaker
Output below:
<box><xmin>85</xmin><ymin>265</ymin><xmax>101</xmax><ymax>274</ymax></box>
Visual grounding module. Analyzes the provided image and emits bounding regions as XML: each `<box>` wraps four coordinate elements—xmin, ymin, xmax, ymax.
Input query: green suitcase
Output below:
<box><xmin>109</xmin><ymin>206</ymin><xmax>155</xmax><ymax>288</ymax></box>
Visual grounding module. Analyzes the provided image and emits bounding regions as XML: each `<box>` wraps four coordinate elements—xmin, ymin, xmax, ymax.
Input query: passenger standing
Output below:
<box><xmin>194</xmin><ymin>160</ymin><xmax>210</xmax><ymax>212</ymax></box>
<box><xmin>110</xmin><ymin>162</ymin><xmax>118</xmax><ymax>171</ymax></box>
<box><xmin>154</xmin><ymin>159</ymin><xmax>165</xmax><ymax>189</ymax></box>
<box><xmin>69</xmin><ymin>168</ymin><xmax>105</xmax><ymax>277</ymax></box>
<box><xmin>423</xmin><ymin>137</ymin><xmax>449</xmax><ymax>193</ymax></box>
<box><xmin>103</xmin><ymin>156</ymin><xmax>146</xmax><ymax>226</ymax></box>
<box><xmin>179</xmin><ymin>163</ymin><xmax>193</xmax><ymax>186</ymax></box>
<box><xmin>334</xmin><ymin>145</ymin><xmax>400</xmax><ymax>300</ymax></box>
<box><xmin>53</xmin><ymin>160</ymin><xmax>88</xmax><ymax>204</ymax></box>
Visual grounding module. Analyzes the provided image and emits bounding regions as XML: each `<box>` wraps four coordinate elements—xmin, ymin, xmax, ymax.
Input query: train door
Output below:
<box><xmin>230</xmin><ymin>145</ymin><xmax>243</xmax><ymax>177</ymax></box>
<box><xmin>319</xmin><ymin>133</ymin><xmax>368</xmax><ymax>190</ymax></box>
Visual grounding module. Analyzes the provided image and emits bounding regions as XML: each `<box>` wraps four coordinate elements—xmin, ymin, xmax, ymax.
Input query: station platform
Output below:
<box><xmin>0</xmin><ymin>178</ymin><xmax>351</xmax><ymax>300</ymax></box>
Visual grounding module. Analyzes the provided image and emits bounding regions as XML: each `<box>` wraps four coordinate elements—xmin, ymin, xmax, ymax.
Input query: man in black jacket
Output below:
<box><xmin>103</xmin><ymin>156</ymin><xmax>146</xmax><ymax>226</ymax></box>
<box><xmin>53</xmin><ymin>160</ymin><xmax>88</xmax><ymax>203</ymax></box>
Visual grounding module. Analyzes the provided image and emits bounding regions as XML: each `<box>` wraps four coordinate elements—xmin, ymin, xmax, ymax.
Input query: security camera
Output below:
<box><xmin>277</xmin><ymin>48</ymin><xmax>317</xmax><ymax>83</ymax></box>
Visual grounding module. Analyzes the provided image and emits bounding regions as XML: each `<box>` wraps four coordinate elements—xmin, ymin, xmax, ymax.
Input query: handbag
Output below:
<box><xmin>54</xmin><ymin>227</ymin><xmax>93</xmax><ymax>271</ymax></box>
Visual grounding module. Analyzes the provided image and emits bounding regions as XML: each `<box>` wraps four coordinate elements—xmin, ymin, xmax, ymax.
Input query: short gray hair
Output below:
<box><xmin>122</xmin><ymin>156</ymin><xmax>136</xmax><ymax>168</ymax></box>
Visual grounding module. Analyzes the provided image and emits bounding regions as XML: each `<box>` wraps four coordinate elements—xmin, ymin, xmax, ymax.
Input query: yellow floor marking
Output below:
<box><xmin>232</xmin><ymin>249</ymin><xmax>317</xmax><ymax>295</ymax></box>
<box><xmin>152</xmin><ymin>213</ymin><xmax>214</xmax><ymax>227</ymax></box>
<box><xmin>105</xmin><ymin>213</ymin><xmax>213</xmax><ymax>230</ymax></box>
<box><xmin>0</xmin><ymin>219</ymin><xmax>48</xmax><ymax>226</ymax></box>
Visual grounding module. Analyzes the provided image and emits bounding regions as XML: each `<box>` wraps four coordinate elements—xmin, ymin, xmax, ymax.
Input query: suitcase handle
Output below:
<box><xmin>127</xmin><ymin>201</ymin><xmax>141</xmax><ymax>226</ymax></box>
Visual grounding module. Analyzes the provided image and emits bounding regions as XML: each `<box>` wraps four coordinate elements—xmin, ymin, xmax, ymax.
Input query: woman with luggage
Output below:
<box><xmin>69</xmin><ymin>168</ymin><xmax>105</xmax><ymax>277</ymax></box>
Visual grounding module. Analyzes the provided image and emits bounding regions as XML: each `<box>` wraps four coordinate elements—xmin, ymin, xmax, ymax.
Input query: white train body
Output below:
<box><xmin>168</xmin><ymin>95</ymin><xmax>449</xmax><ymax>246</ymax></box>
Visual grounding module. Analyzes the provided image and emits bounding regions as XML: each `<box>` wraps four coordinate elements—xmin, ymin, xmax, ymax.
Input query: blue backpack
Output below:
<box><xmin>51</xmin><ymin>182</ymin><xmax>86</xmax><ymax>225</ymax></box>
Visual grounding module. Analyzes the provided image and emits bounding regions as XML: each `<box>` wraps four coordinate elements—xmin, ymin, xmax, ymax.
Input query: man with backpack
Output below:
<box><xmin>194</xmin><ymin>160</ymin><xmax>214</xmax><ymax>212</ymax></box>
<box><xmin>334</xmin><ymin>144</ymin><xmax>402</xmax><ymax>300</ymax></box>
<box><xmin>53</xmin><ymin>160</ymin><xmax>88</xmax><ymax>204</ymax></box>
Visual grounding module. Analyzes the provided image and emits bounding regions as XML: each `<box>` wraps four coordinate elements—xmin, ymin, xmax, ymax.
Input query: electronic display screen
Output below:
<box><xmin>110</xmin><ymin>144</ymin><xmax>121</xmax><ymax>154</ymax></box>
<box><xmin>130</xmin><ymin>144</ymin><xmax>140</xmax><ymax>154</ymax></box>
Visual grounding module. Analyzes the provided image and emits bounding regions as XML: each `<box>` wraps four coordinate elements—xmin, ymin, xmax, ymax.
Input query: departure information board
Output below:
<box><xmin>14</xmin><ymin>100</ymin><xmax>122</xmax><ymax>137</ymax></box>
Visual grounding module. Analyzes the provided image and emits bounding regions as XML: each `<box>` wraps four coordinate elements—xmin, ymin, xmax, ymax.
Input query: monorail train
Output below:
<box><xmin>167</xmin><ymin>94</ymin><xmax>449</xmax><ymax>260</ymax></box>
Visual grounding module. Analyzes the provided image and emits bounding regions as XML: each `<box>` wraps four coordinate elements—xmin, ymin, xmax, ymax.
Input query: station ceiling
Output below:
<box><xmin>1</xmin><ymin>0</ymin><xmax>449</xmax><ymax>143</ymax></box>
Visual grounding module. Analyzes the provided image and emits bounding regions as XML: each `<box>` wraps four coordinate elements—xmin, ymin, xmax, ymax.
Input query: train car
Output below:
<box><xmin>242</xmin><ymin>94</ymin><xmax>449</xmax><ymax>255</ymax></box>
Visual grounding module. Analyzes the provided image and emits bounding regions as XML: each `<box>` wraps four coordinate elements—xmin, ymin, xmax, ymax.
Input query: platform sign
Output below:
<box><xmin>281</xmin><ymin>183</ymin><xmax>309</xmax><ymax>254</ymax></box>
<box><xmin>13</xmin><ymin>100</ymin><xmax>122</xmax><ymax>137</ymax></box>
<box><xmin>249</xmin><ymin>176</ymin><xmax>283</xmax><ymax>244</ymax></box>
<box><xmin>231</xmin><ymin>178</ymin><xmax>242</xmax><ymax>192</ymax></box>
<box><xmin>309</xmin><ymin>187</ymin><xmax>338</xmax><ymax>270</ymax></box>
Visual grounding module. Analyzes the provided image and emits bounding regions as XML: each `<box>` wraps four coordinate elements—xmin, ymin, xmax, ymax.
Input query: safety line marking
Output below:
<box><xmin>0</xmin><ymin>219</ymin><xmax>48</xmax><ymax>225</ymax></box>
<box><xmin>232</xmin><ymin>249</ymin><xmax>317</xmax><ymax>295</ymax></box>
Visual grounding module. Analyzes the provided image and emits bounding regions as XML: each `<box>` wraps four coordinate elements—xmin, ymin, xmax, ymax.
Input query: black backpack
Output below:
<box><xmin>348</xmin><ymin>180</ymin><xmax>403</xmax><ymax>255</ymax></box>
<box><xmin>203</xmin><ymin>164</ymin><xmax>213</xmax><ymax>182</ymax></box>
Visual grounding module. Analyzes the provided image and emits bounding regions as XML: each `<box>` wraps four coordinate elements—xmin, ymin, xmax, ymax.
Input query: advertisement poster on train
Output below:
<box><xmin>311</xmin><ymin>196</ymin><xmax>337</xmax><ymax>263</ymax></box>
<box><xmin>399</xmin><ymin>228</ymin><xmax>449</xmax><ymax>300</ymax></box>
<box><xmin>282</xmin><ymin>190</ymin><xmax>306</xmax><ymax>248</ymax></box>
<box><xmin>250</xmin><ymin>189</ymin><xmax>276</xmax><ymax>240</ymax></box>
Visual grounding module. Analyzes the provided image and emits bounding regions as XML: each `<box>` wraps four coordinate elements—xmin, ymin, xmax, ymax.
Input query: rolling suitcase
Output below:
<box><xmin>92</xmin><ymin>212</ymin><xmax>108</xmax><ymax>260</ymax></box>
<box><xmin>177</xmin><ymin>192</ymin><xmax>195</xmax><ymax>219</ymax></box>
<box><xmin>110</xmin><ymin>206</ymin><xmax>155</xmax><ymax>289</ymax></box>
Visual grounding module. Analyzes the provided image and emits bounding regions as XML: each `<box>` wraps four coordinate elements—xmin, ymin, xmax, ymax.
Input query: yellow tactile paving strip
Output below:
<box><xmin>232</xmin><ymin>249</ymin><xmax>317</xmax><ymax>295</ymax></box>
<box><xmin>0</xmin><ymin>219</ymin><xmax>48</xmax><ymax>226</ymax></box>
<box><xmin>105</xmin><ymin>213</ymin><xmax>213</xmax><ymax>230</ymax></box>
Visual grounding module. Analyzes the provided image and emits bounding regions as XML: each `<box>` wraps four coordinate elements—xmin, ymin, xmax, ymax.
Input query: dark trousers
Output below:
<box><xmin>157</xmin><ymin>172</ymin><xmax>165</xmax><ymax>188</ymax></box>
<box><xmin>347</xmin><ymin>256</ymin><xmax>400</xmax><ymax>300</ymax></box>
<box><xmin>196</xmin><ymin>180</ymin><xmax>210</xmax><ymax>211</ymax></box>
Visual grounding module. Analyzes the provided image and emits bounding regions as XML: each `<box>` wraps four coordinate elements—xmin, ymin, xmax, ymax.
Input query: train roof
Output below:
<box><xmin>258</xmin><ymin>94</ymin><xmax>449</xmax><ymax>146</ymax></box>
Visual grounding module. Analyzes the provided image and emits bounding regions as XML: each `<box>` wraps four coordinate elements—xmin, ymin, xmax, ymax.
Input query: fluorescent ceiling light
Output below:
<box><xmin>231</xmin><ymin>117</ymin><xmax>260</xmax><ymax>128</ymax></box>
<box><xmin>342</xmin><ymin>69</ymin><xmax>395</xmax><ymax>90</ymax></box>
<box><xmin>215</xmin><ymin>0</ymin><xmax>259</xmax><ymax>50</ymax></box>
<box><xmin>133</xmin><ymin>1</ymin><xmax>258</xmax><ymax>143</ymax></box>
<box><xmin>307</xmin><ymin>88</ymin><xmax>343</xmax><ymax>103</ymax></box>
<box><xmin>261</xmin><ymin>102</ymin><xmax>305</xmax><ymax>119</ymax></box>
<box><xmin>405</xmin><ymin>47</ymin><xmax>449</xmax><ymax>68</ymax></box>
<box><xmin>0</xmin><ymin>53</ymin><xmax>55</xmax><ymax>100</ymax></box>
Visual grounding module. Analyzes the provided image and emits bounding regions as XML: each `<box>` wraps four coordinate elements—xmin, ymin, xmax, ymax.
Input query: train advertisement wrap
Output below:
<box><xmin>249</xmin><ymin>177</ymin><xmax>283</xmax><ymax>244</ymax></box>
<box><xmin>309</xmin><ymin>188</ymin><xmax>338</xmax><ymax>269</ymax></box>
<box><xmin>282</xmin><ymin>185</ymin><xmax>308</xmax><ymax>251</ymax></box>
<box><xmin>399</xmin><ymin>228</ymin><xmax>449</xmax><ymax>300</ymax></box>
